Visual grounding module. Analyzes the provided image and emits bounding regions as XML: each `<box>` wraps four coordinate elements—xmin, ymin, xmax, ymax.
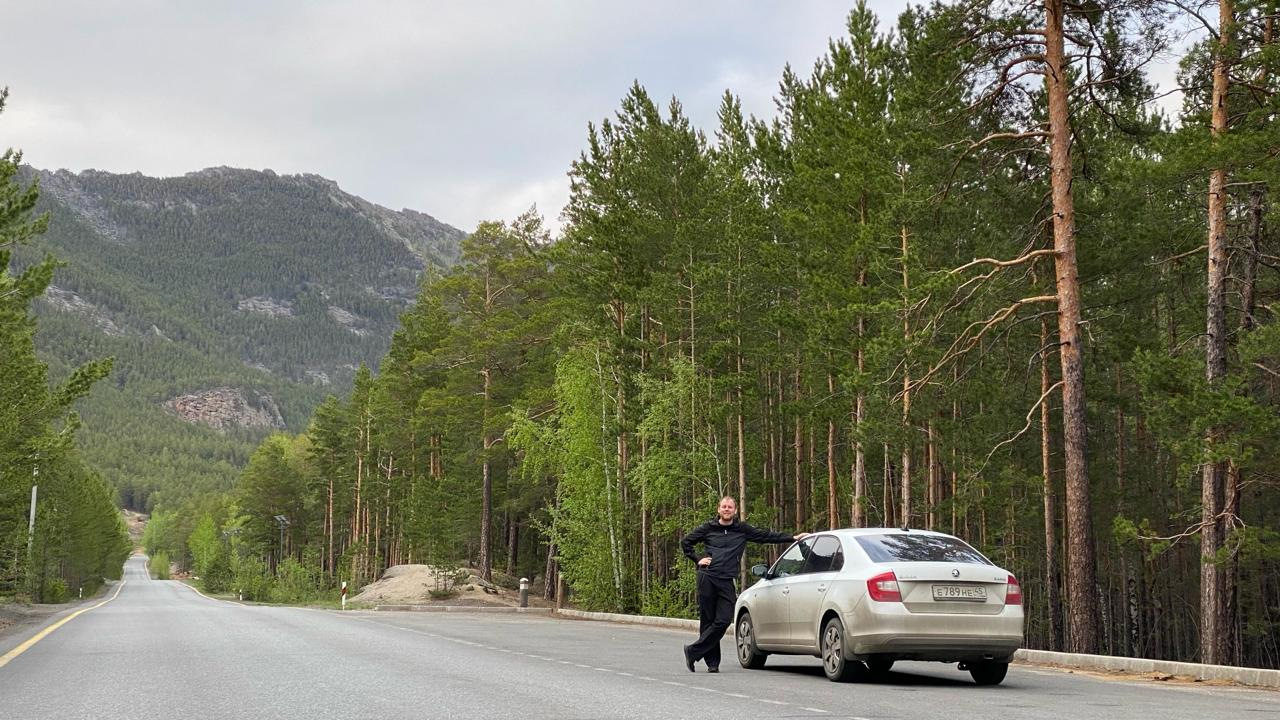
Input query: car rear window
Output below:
<box><xmin>854</xmin><ymin>534</ymin><xmax>992</xmax><ymax>565</ymax></box>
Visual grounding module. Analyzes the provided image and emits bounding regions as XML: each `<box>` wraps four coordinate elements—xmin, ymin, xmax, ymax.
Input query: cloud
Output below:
<box><xmin>1</xmin><ymin>1</ymin><xmax>1189</xmax><ymax>233</ymax></box>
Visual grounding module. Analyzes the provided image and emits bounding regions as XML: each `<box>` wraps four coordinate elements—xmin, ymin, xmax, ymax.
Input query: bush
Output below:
<box><xmin>41</xmin><ymin>577</ymin><xmax>69</xmax><ymax>604</ymax></box>
<box><xmin>200</xmin><ymin>547</ymin><xmax>233</xmax><ymax>594</ymax></box>
<box><xmin>271</xmin><ymin>558</ymin><xmax>322</xmax><ymax>604</ymax></box>
<box><xmin>231</xmin><ymin>554</ymin><xmax>271</xmax><ymax>600</ymax></box>
<box><xmin>150</xmin><ymin>552</ymin><xmax>171</xmax><ymax>580</ymax></box>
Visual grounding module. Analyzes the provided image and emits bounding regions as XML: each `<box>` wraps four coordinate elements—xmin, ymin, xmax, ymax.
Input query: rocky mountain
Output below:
<box><xmin>10</xmin><ymin>166</ymin><xmax>466</xmax><ymax>510</ymax></box>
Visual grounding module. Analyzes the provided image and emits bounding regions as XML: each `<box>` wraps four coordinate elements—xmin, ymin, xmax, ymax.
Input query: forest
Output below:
<box><xmin>1</xmin><ymin>89</ymin><xmax>132</xmax><ymax>603</ymax></box>
<box><xmin>57</xmin><ymin>0</ymin><xmax>1280</xmax><ymax>669</ymax></box>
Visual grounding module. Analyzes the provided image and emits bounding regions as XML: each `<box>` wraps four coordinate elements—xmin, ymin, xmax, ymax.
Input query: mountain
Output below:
<box><xmin>9</xmin><ymin>166</ymin><xmax>466</xmax><ymax>511</ymax></box>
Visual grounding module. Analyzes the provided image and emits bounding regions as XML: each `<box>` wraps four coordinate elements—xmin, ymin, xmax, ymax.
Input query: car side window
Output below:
<box><xmin>770</xmin><ymin>538</ymin><xmax>813</xmax><ymax>577</ymax></box>
<box><xmin>801</xmin><ymin>535</ymin><xmax>841</xmax><ymax>574</ymax></box>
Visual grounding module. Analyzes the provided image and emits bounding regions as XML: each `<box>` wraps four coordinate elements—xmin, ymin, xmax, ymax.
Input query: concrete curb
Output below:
<box><xmin>553</xmin><ymin>609</ymin><xmax>1280</xmax><ymax>688</ymax></box>
<box><xmin>1014</xmin><ymin>649</ymin><xmax>1280</xmax><ymax>688</ymax></box>
<box><xmin>371</xmin><ymin>605</ymin><xmax>553</xmax><ymax>614</ymax></box>
<box><xmin>554</xmin><ymin>608</ymin><xmax>698</xmax><ymax>630</ymax></box>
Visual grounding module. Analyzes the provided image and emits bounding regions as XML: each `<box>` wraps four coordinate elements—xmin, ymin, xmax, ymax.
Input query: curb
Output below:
<box><xmin>371</xmin><ymin>605</ymin><xmax>553</xmax><ymax>614</ymax></box>
<box><xmin>1014</xmin><ymin>649</ymin><xmax>1280</xmax><ymax>689</ymax></box>
<box><xmin>554</xmin><ymin>609</ymin><xmax>698</xmax><ymax>631</ymax></box>
<box><xmin>552</xmin><ymin>609</ymin><xmax>1280</xmax><ymax>688</ymax></box>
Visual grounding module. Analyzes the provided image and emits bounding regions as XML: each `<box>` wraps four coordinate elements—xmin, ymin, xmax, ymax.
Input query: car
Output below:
<box><xmin>733</xmin><ymin>527</ymin><xmax>1023</xmax><ymax>685</ymax></box>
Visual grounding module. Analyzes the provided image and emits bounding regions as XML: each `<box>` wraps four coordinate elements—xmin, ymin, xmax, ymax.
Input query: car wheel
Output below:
<box><xmin>968</xmin><ymin>661</ymin><xmax>1008</xmax><ymax>686</ymax></box>
<box><xmin>736</xmin><ymin>612</ymin><xmax>768</xmax><ymax>669</ymax></box>
<box><xmin>866</xmin><ymin>657</ymin><xmax>894</xmax><ymax>675</ymax></box>
<box><xmin>820</xmin><ymin>617</ymin><xmax>863</xmax><ymax>682</ymax></box>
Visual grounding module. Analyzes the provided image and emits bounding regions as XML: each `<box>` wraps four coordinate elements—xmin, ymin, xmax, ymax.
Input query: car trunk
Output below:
<box><xmin>887</xmin><ymin>562</ymin><xmax>1010</xmax><ymax>615</ymax></box>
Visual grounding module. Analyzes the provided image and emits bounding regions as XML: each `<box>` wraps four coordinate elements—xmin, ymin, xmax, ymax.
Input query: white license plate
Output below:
<box><xmin>932</xmin><ymin>584</ymin><xmax>987</xmax><ymax>602</ymax></box>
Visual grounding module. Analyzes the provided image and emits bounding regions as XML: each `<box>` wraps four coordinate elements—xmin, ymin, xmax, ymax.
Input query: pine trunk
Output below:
<box><xmin>1046</xmin><ymin>0</ymin><xmax>1099</xmax><ymax>653</ymax></box>
<box><xmin>1200</xmin><ymin>0</ymin><xmax>1233</xmax><ymax>665</ymax></box>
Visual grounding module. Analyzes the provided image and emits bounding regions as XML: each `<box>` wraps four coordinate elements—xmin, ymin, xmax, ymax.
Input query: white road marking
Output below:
<box><xmin>330</xmin><ymin>612</ymin><xmax>841</xmax><ymax>714</ymax></box>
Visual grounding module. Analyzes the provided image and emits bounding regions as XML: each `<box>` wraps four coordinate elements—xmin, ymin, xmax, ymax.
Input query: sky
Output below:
<box><xmin>2</xmin><ymin>2</ymin><xmax>1190</xmax><ymax>234</ymax></box>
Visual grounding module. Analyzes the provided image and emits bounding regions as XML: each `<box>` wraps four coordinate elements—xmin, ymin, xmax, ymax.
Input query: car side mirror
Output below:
<box><xmin>751</xmin><ymin>563</ymin><xmax>769</xmax><ymax>578</ymax></box>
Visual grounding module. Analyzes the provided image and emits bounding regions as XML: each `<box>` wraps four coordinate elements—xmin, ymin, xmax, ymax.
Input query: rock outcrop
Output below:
<box><xmin>165</xmin><ymin>387</ymin><xmax>285</xmax><ymax>430</ymax></box>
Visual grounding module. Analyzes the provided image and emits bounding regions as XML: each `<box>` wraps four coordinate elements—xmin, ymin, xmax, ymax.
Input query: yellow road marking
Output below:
<box><xmin>0</xmin><ymin>580</ymin><xmax>127</xmax><ymax>669</ymax></box>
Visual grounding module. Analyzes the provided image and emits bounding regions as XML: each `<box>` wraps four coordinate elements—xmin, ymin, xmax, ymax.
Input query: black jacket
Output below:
<box><xmin>680</xmin><ymin>518</ymin><xmax>795</xmax><ymax>579</ymax></box>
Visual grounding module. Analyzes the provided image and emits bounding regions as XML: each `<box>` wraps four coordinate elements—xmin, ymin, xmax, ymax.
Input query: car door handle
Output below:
<box><xmin>817</xmin><ymin>584</ymin><xmax>827</xmax><ymax>591</ymax></box>
<box><xmin>781</xmin><ymin>587</ymin><xmax>790</xmax><ymax>595</ymax></box>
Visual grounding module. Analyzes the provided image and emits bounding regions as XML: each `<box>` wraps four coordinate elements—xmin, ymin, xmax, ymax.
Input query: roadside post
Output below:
<box><xmin>341</xmin><ymin>580</ymin><xmax>347</xmax><ymax>610</ymax></box>
<box><xmin>519</xmin><ymin>577</ymin><xmax>529</xmax><ymax>608</ymax></box>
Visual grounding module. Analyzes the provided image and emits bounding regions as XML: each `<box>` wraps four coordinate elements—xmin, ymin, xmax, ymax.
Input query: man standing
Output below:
<box><xmin>679</xmin><ymin>496</ymin><xmax>807</xmax><ymax>672</ymax></box>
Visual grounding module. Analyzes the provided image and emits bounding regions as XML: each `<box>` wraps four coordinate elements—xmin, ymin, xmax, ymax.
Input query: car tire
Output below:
<box><xmin>820</xmin><ymin>617</ymin><xmax>864</xmax><ymax>682</ymax></box>
<box><xmin>968</xmin><ymin>661</ymin><xmax>1008</xmax><ymax>686</ymax></box>
<box><xmin>736</xmin><ymin>612</ymin><xmax>768</xmax><ymax>669</ymax></box>
<box><xmin>866</xmin><ymin>657</ymin><xmax>894</xmax><ymax>675</ymax></box>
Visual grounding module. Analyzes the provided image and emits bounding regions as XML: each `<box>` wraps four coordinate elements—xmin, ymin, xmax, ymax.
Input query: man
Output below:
<box><xmin>679</xmin><ymin>496</ymin><xmax>807</xmax><ymax>673</ymax></box>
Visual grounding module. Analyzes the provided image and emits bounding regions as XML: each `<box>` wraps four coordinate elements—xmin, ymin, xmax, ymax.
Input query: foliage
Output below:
<box><xmin>149</xmin><ymin>552</ymin><xmax>170</xmax><ymax>580</ymax></box>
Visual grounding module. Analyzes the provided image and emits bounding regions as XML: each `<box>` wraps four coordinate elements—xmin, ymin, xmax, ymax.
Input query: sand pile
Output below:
<box><xmin>351</xmin><ymin>564</ymin><xmax>545</xmax><ymax>607</ymax></box>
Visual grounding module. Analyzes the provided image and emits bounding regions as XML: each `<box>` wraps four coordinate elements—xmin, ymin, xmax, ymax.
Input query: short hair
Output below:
<box><xmin>719</xmin><ymin>496</ymin><xmax>737</xmax><ymax>505</ymax></box>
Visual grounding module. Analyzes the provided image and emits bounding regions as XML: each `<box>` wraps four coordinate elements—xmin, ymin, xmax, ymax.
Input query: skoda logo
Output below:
<box><xmin>951</xmin><ymin>569</ymin><xmax>960</xmax><ymax>578</ymax></box>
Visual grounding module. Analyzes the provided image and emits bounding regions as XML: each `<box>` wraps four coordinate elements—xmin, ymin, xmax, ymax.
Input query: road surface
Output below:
<box><xmin>1</xmin><ymin>555</ymin><xmax>1276</xmax><ymax>719</ymax></box>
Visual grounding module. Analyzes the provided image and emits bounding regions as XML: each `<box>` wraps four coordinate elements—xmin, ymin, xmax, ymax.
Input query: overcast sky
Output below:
<box><xmin>2</xmin><ymin>2</ymin><xmax>1187</xmax><ymax>234</ymax></box>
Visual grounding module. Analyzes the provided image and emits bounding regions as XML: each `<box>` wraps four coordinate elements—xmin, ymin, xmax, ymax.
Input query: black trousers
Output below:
<box><xmin>688</xmin><ymin>572</ymin><xmax>736</xmax><ymax>668</ymax></box>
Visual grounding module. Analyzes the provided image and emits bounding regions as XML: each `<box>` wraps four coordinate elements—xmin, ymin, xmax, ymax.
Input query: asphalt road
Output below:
<box><xmin>1</xmin><ymin>555</ymin><xmax>1276</xmax><ymax>720</ymax></box>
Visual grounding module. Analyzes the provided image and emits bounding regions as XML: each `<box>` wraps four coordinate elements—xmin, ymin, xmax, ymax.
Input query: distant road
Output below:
<box><xmin>1</xmin><ymin>555</ymin><xmax>1276</xmax><ymax>719</ymax></box>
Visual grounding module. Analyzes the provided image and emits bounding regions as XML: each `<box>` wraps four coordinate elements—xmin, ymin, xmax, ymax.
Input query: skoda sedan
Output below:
<box><xmin>733</xmin><ymin>528</ymin><xmax>1023</xmax><ymax>685</ymax></box>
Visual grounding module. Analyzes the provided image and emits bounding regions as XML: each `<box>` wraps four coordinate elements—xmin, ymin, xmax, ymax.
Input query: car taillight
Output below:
<box><xmin>867</xmin><ymin>571</ymin><xmax>901</xmax><ymax>602</ymax></box>
<box><xmin>1005</xmin><ymin>575</ymin><xmax>1022</xmax><ymax>605</ymax></box>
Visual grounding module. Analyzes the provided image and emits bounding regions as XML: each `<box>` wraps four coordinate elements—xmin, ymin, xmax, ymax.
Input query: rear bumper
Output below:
<box><xmin>849</xmin><ymin>633</ymin><xmax>1020</xmax><ymax>663</ymax></box>
<box><xmin>846</xmin><ymin>603</ymin><xmax>1023</xmax><ymax>663</ymax></box>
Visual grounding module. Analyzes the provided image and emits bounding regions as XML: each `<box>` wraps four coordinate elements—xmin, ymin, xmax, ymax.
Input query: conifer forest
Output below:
<box><xmin>6</xmin><ymin>0</ymin><xmax>1280</xmax><ymax>669</ymax></box>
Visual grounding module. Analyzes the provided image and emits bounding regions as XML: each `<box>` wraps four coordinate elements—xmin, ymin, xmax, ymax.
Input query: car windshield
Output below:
<box><xmin>855</xmin><ymin>533</ymin><xmax>992</xmax><ymax>565</ymax></box>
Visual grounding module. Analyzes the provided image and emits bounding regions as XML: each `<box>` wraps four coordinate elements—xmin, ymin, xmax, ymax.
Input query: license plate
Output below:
<box><xmin>932</xmin><ymin>584</ymin><xmax>987</xmax><ymax>602</ymax></box>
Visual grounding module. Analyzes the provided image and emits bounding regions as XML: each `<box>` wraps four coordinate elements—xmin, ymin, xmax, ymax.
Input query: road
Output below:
<box><xmin>1</xmin><ymin>555</ymin><xmax>1276</xmax><ymax>720</ymax></box>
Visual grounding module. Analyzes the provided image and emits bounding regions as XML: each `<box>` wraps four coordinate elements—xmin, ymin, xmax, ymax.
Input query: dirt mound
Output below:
<box><xmin>122</xmin><ymin>510</ymin><xmax>147</xmax><ymax>546</ymax></box>
<box><xmin>351</xmin><ymin>564</ymin><xmax>547</xmax><ymax>608</ymax></box>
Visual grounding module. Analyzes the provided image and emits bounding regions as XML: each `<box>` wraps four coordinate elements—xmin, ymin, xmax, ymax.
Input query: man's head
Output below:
<box><xmin>716</xmin><ymin>496</ymin><xmax>737</xmax><ymax>524</ymax></box>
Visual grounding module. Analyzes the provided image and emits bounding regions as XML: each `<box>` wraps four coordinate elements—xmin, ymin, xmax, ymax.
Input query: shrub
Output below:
<box><xmin>271</xmin><ymin>558</ymin><xmax>322</xmax><ymax>604</ymax></box>
<box><xmin>150</xmin><ymin>552</ymin><xmax>171</xmax><ymax>580</ymax></box>
<box><xmin>41</xmin><ymin>577</ymin><xmax>69</xmax><ymax>604</ymax></box>
<box><xmin>231</xmin><ymin>554</ymin><xmax>270</xmax><ymax>600</ymax></box>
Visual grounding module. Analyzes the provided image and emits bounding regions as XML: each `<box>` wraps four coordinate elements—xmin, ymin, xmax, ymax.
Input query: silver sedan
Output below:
<box><xmin>733</xmin><ymin>528</ymin><xmax>1023</xmax><ymax>685</ymax></box>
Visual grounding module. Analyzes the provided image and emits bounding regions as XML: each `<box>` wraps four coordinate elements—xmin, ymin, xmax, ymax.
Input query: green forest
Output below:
<box><xmin>12</xmin><ymin>0</ymin><xmax>1280</xmax><ymax>670</ymax></box>
<box><xmin>1</xmin><ymin>89</ymin><xmax>131</xmax><ymax>602</ymax></box>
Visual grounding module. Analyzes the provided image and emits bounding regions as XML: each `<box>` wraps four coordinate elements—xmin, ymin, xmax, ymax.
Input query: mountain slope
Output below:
<box><xmin>10</xmin><ymin>166</ymin><xmax>465</xmax><ymax>510</ymax></box>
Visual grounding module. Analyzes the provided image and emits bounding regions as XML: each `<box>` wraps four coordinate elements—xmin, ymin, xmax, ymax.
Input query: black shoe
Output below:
<box><xmin>682</xmin><ymin>645</ymin><xmax>696</xmax><ymax>672</ymax></box>
<box><xmin>706</xmin><ymin>666</ymin><xmax>720</xmax><ymax>674</ymax></box>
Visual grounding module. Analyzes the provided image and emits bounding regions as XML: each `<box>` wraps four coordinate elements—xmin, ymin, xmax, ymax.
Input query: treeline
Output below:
<box><xmin>154</xmin><ymin>1</ymin><xmax>1279</xmax><ymax>667</ymax></box>
<box><xmin>1</xmin><ymin>90</ymin><xmax>131</xmax><ymax>601</ymax></box>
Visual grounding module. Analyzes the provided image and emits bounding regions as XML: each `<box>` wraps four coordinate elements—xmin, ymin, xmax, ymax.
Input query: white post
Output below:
<box><xmin>26</xmin><ymin>484</ymin><xmax>37</xmax><ymax>554</ymax></box>
<box><xmin>341</xmin><ymin>580</ymin><xmax>348</xmax><ymax>610</ymax></box>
